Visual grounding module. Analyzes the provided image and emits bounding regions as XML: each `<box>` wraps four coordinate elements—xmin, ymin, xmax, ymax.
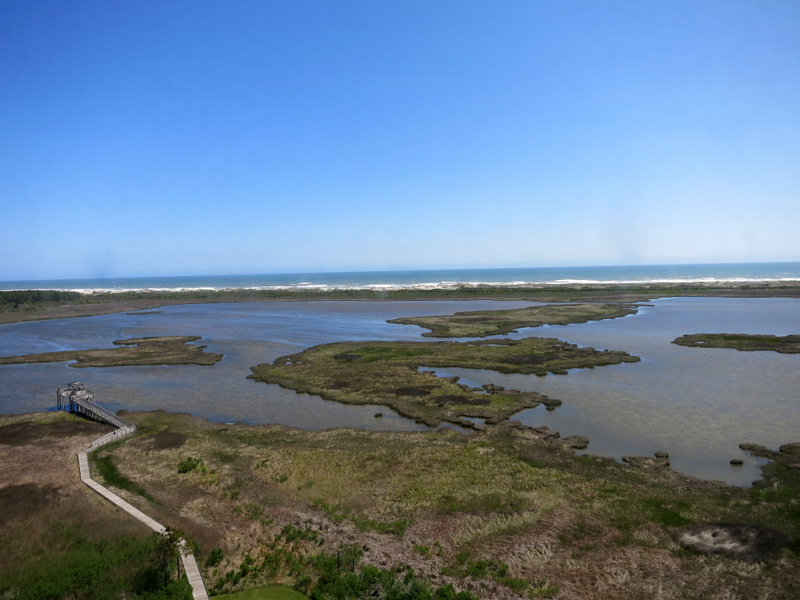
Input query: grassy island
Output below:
<box><xmin>250</xmin><ymin>337</ymin><xmax>639</xmax><ymax>426</ymax></box>
<box><xmin>388</xmin><ymin>303</ymin><xmax>639</xmax><ymax>337</ymax></box>
<box><xmin>673</xmin><ymin>333</ymin><xmax>800</xmax><ymax>353</ymax></box>
<box><xmin>0</xmin><ymin>335</ymin><xmax>223</xmax><ymax>367</ymax></box>
<box><xmin>2</xmin><ymin>411</ymin><xmax>798</xmax><ymax>599</ymax></box>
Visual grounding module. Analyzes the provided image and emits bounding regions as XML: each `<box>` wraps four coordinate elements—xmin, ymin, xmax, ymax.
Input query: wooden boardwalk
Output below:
<box><xmin>78</xmin><ymin>451</ymin><xmax>166</xmax><ymax>534</ymax></box>
<box><xmin>77</xmin><ymin>420</ymin><xmax>209</xmax><ymax>599</ymax></box>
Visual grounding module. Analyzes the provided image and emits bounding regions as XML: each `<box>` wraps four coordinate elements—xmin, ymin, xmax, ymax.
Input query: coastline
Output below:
<box><xmin>2</xmin><ymin>281</ymin><xmax>800</xmax><ymax>325</ymax></box>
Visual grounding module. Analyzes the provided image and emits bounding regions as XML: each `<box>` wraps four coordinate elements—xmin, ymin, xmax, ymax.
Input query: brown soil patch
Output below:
<box><xmin>393</xmin><ymin>386</ymin><xmax>434</xmax><ymax>396</ymax></box>
<box><xmin>674</xmin><ymin>522</ymin><xmax>791</xmax><ymax>560</ymax></box>
<box><xmin>436</xmin><ymin>394</ymin><xmax>490</xmax><ymax>406</ymax></box>
<box><xmin>143</xmin><ymin>430</ymin><xmax>188</xmax><ymax>450</ymax></box>
<box><xmin>0</xmin><ymin>483</ymin><xmax>63</xmax><ymax>526</ymax></box>
<box><xmin>0</xmin><ymin>419</ymin><xmax>113</xmax><ymax>445</ymax></box>
<box><xmin>0</xmin><ymin>413</ymin><xmax>150</xmax><ymax>573</ymax></box>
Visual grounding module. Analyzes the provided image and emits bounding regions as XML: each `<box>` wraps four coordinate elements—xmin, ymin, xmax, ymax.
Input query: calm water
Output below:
<box><xmin>436</xmin><ymin>297</ymin><xmax>800</xmax><ymax>486</ymax></box>
<box><xmin>1</xmin><ymin>298</ymin><xmax>798</xmax><ymax>486</ymax></box>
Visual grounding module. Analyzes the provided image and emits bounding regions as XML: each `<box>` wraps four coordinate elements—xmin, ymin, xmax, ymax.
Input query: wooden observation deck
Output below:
<box><xmin>57</xmin><ymin>382</ymin><xmax>136</xmax><ymax>444</ymax></box>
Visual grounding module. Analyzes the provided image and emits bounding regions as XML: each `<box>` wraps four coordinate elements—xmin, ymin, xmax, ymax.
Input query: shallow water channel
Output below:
<box><xmin>1</xmin><ymin>298</ymin><xmax>797</xmax><ymax>486</ymax></box>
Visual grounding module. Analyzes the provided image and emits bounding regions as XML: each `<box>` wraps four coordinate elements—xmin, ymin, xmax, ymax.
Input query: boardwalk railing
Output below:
<box><xmin>91</xmin><ymin>425</ymin><xmax>137</xmax><ymax>448</ymax></box>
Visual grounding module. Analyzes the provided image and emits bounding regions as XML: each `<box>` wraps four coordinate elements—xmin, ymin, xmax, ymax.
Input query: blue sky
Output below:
<box><xmin>2</xmin><ymin>1</ymin><xmax>799</xmax><ymax>280</ymax></box>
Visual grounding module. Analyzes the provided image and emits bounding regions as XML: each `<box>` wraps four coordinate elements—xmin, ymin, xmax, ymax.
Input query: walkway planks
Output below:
<box><xmin>77</xmin><ymin>432</ymin><xmax>209</xmax><ymax>599</ymax></box>
<box><xmin>78</xmin><ymin>451</ymin><xmax>166</xmax><ymax>534</ymax></box>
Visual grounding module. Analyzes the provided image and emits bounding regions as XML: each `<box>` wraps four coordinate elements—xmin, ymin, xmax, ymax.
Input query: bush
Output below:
<box><xmin>177</xmin><ymin>457</ymin><xmax>203</xmax><ymax>473</ymax></box>
<box><xmin>206</xmin><ymin>547</ymin><xmax>224</xmax><ymax>568</ymax></box>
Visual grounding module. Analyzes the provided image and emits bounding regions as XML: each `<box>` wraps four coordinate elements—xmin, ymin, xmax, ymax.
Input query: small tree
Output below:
<box><xmin>151</xmin><ymin>527</ymin><xmax>182</xmax><ymax>589</ymax></box>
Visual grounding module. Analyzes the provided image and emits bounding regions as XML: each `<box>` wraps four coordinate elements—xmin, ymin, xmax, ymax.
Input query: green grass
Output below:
<box><xmin>90</xmin><ymin>452</ymin><xmax>154</xmax><ymax>501</ymax></box>
<box><xmin>212</xmin><ymin>585</ymin><xmax>308</xmax><ymax>600</ymax></box>
<box><xmin>0</xmin><ymin>525</ymin><xmax>191</xmax><ymax>600</ymax></box>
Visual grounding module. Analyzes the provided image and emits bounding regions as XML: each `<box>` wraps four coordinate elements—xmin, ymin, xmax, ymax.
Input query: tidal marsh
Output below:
<box><xmin>387</xmin><ymin>303</ymin><xmax>640</xmax><ymax>338</ymax></box>
<box><xmin>34</xmin><ymin>410</ymin><xmax>800</xmax><ymax>599</ymax></box>
<box><xmin>672</xmin><ymin>333</ymin><xmax>800</xmax><ymax>353</ymax></box>
<box><xmin>0</xmin><ymin>335</ymin><xmax>222</xmax><ymax>367</ymax></box>
<box><xmin>249</xmin><ymin>337</ymin><xmax>639</xmax><ymax>426</ymax></box>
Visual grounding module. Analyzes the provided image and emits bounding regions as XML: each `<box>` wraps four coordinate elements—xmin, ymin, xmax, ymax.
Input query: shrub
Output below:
<box><xmin>177</xmin><ymin>457</ymin><xmax>203</xmax><ymax>473</ymax></box>
<box><xmin>206</xmin><ymin>547</ymin><xmax>224</xmax><ymax>567</ymax></box>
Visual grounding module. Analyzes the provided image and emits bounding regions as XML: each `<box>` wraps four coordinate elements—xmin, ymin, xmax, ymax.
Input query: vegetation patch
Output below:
<box><xmin>672</xmin><ymin>333</ymin><xmax>800</xmax><ymax>353</ymax></box>
<box><xmin>250</xmin><ymin>337</ymin><xmax>638</xmax><ymax>426</ymax></box>
<box><xmin>178</xmin><ymin>456</ymin><xmax>205</xmax><ymax>473</ymax></box>
<box><xmin>388</xmin><ymin>303</ymin><xmax>639</xmax><ymax>337</ymax></box>
<box><xmin>0</xmin><ymin>335</ymin><xmax>223</xmax><ymax>367</ymax></box>
<box><xmin>304</xmin><ymin>547</ymin><xmax>478</xmax><ymax>600</ymax></box>
<box><xmin>213</xmin><ymin>585</ymin><xmax>308</xmax><ymax>600</ymax></box>
<box><xmin>0</xmin><ymin>524</ymin><xmax>192</xmax><ymax>600</ymax></box>
<box><xmin>90</xmin><ymin>451</ymin><xmax>154</xmax><ymax>501</ymax></box>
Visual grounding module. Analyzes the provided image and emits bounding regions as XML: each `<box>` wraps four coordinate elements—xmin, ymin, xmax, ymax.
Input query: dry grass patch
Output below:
<box><xmin>0</xmin><ymin>413</ymin><xmax>151</xmax><ymax>578</ymax></box>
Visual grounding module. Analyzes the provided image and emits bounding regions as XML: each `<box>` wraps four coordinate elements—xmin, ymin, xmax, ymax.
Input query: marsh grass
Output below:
<box><xmin>673</xmin><ymin>333</ymin><xmax>800</xmax><ymax>353</ymax></box>
<box><xmin>249</xmin><ymin>337</ymin><xmax>638</xmax><ymax>426</ymax></box>
<box><xmin>0</xmin><ymin>414</ymin><xmax>191</xmax><ymax>600</ymax></box>
<box><xmin>0</xmin><ymin>335</ymin><xmax>223</xmax><ymax>367</ymax></box>
<box><xmin>64</xmin><ymin>410</ymin><xmax>800</xmax><ymax>599</ymax></box>
<box><xmin>387</xmin><ymin>303</ymin><xmax>640</xmax><ymax>338</ymax></box>
<box><xmin>0</xmin><ymin>524</ymin><xmax>192</xmax><ymax>600</ymax></box>
<box><xmin>91</xmin><ymin>451</ymin><xmax>155</xmax><ymax>502</ymax></box>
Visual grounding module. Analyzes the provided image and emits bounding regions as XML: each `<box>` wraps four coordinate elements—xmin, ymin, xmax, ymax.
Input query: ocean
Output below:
<box><xmin>2</xmin><ymin>262</ymin><xmax>800</xmax><ymax>292</ymax></box>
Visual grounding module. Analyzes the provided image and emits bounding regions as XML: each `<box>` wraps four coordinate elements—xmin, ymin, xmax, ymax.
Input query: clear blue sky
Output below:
<box><xmin>2</xmin><ymin>1</ymin><xmax>798</xmax><ymax>280</ymax></box>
